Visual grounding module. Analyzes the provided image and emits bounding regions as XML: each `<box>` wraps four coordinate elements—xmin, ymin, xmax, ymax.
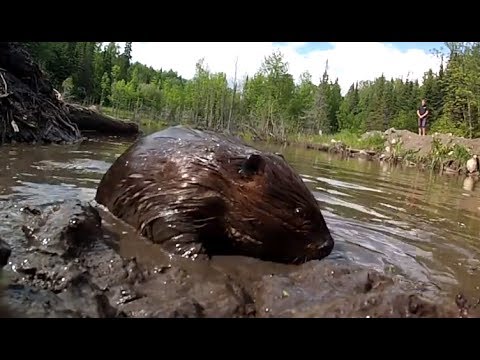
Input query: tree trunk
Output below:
<box><xmin>467</xmin><ymin>99</ymin><xmax>472</xmax><ymax>138</ymax></box>
<box><xmin>64</xmin><ymin>103</ymin><xmax>139</xmax><ymax>136</ymax></box>
<box><xmin>228</xmin><ymin>57</ymin><xmax>238</xmax><ymax>133</ymax></box>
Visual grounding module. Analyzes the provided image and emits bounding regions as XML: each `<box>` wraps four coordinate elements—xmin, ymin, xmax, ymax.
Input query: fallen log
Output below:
<box><xmin>348</xmin><ymin>148</ymin><xmax>377</xmax><ymax>156</ymax></box>
<box><xmin>64</xmin><ymin>103</ymin><xmax>140</xmax><ymax>136</ymax></box>
<box><xmin>305</xmin><ymin>143</ymin><xmax>330</xmax><ymax>151</ymax></box>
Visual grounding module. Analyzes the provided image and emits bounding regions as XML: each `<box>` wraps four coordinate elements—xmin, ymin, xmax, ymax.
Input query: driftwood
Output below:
<box><xmin>348</xmin><ymin>148</ymin><xmax>377</xmax><ymax>156</ymax></box>
<box><xmin>0</xmin><ymin>42</ymin><xmax>139</xmax><ymax>145</ymax></box>
<box><xmin>306</xmin><ymin>143</ymin><xmax>330</xmax><ymax>151</ymax></box>
<box><xmin>303</xmin><ymin>142</ymin><xmax>378</xmax><ymax>160</ymax></box>
<box><xmin>64</xmin><ymin>103</ymin><xmax>139</xmax><ymax>136</ymax></box>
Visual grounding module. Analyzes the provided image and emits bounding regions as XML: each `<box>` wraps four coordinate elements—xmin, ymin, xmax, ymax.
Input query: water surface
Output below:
<box><xmin>1</xmin><ymin>135</ymin><xmax>479</xmax><ymax>302</ymax></box>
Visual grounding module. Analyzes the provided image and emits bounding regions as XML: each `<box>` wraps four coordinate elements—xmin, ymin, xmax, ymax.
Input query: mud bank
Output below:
<box><xmin>0</xmin><ymin>200</ymin><xmax>471</xmax><ymax>318</ymax></box>
<box><xmin>286</xmin><ymin>129</ymin><xmax>480</xmax><ymax>176</ymax></box>
<box><xmin>0</xmin><ymin>42</ymin><xmax>139</xmax><ymax>146</ymax></box>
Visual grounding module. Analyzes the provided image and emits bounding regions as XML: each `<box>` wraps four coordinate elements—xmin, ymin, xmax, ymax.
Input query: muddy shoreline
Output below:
<box><xmin>0</xmin><ymin>199</ymin><xmax>473</xmax><ymax>318</ymax></box>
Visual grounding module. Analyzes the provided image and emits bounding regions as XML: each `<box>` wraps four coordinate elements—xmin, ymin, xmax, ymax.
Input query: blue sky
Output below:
<box><xmin>388</xmin><ymin>42</ymin><xmax>444</xmax><ymax>52</ymax></box>
<box><xmin>273</xmin><ymin>42</ymin><xmax>445</xmax><ymax>55</ymax></box>
<box><xmin>128</xmin><ymin>42</ymin><xmax>444</xmax><ymax>94</ymax></box>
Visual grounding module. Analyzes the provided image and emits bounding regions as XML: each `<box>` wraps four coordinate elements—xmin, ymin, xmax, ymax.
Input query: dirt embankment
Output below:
<box><xmin>0</xmin><ymin>200</ymin><xmax>472</xmax><ymax>318</ymax></box>
<box><xmin>295</xmin><ymin>129</ymin><xmax>480</xmax><ymax>175</ymax></box>
<box><xmin>383</xmin><ymin>130</ymin><xmax>480</xmax><ymax>158</ymax></box>
<box><xmin>378</xmin><ymin>129</ymin><xmax>480</xmax><ymax>163</ymax></box>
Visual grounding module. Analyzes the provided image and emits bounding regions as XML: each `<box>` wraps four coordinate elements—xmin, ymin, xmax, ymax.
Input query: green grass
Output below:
<box><xmin>288</xmin><ymin>130</ymin><xmax>385</xmax><ymax>152</ymax></box>
<box><xmin>239</xmin><ymin>131</ymin><xmax>256</xmax><ymax>142</ymax></box>
<box><xmin>100</xmin><ymin>106</ymin><xmax>166</xmax><ymax>126</ymax></box>
<box><xmin>428</xmin><ymin>136</ymin><xmax>472</xmax><ymax>170</ymax></box>
<box><xmin>99</xmin><ymin>106</ymin><xmax>168</xmax><ymax>132</ymax></box>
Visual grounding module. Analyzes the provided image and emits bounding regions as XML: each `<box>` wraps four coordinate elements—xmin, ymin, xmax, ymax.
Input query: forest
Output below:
<box><xmin>22</xmin><ymin>42</ymin><xmax>480</xmax><ymax>140</ymax></box>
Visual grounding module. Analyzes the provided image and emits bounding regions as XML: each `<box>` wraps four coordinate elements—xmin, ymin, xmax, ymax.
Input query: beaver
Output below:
<box><xmin>95</xmin><ymin>125</ymin><xmax>334</xmax><ymax>264</ymax></box>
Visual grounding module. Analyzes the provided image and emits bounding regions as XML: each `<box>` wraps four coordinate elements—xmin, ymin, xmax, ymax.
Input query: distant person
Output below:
<box><xmin>417</xmin><ymin>99</ymin><xmax>429</xmax><ymax>136</ymax></box>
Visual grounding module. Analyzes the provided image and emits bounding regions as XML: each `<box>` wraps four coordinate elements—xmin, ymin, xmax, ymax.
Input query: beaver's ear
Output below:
<box><xmin>275</xmin><ymin>152</ymin><xmax>285</xmax><ymax>161</ymax></box>
<box><xmin>240</xmin><ymin>154</ymin><xmax>266</xmax><ymax>176</ymax></box>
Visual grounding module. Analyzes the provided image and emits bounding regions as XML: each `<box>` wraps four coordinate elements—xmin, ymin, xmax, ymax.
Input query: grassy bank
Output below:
<box><xmin>287</xmin><ymin>130</ymin><xmax>386</xmax><ymax>152</ymax></box>
<box><xmin>286</xmin><ymin>129</ymin><xmax>480</xmax><ymax>175</ymax></box>
<box><xmin>99</xmin><ymin>106</ymin><xmax>167</xmax><ymax>131</ymax></box>
<box><xmin>95</xmin><ymin>106</ymin><xmax>478</xmax><ymax>175</ymax></box>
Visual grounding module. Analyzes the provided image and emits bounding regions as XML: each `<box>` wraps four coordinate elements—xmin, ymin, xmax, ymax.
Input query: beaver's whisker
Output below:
<box><xmin>193</xmin><ymin>216</ymin><xmax>217</xmax><ymax>224</ymax></box>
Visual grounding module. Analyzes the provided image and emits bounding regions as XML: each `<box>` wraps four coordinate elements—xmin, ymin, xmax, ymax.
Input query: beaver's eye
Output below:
<box><xmin>294</xmin><ymin>207</ymin><xmax>304</xmax><ymax>217</ymax></box>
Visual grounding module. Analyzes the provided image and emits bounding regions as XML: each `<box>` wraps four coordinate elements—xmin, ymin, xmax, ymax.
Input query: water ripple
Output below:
<box><xmin>0</xmin><ymin>139</ymin><xmax>479</xmax><ymax>301</ymax></box>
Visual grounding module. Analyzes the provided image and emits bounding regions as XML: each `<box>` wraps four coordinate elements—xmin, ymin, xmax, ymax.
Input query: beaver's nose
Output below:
<box><xmin>306</xmin><ymin>233</ymin><xmax>334</xmax><ymax>259</ymax></box>
<box><xmin>319</xmin><ymin>235</ymin><xmax>334</xmax><ymax>257</ymax></box>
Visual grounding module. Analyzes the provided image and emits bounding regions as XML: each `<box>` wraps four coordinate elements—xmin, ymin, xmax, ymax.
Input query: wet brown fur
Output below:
<box><xmin>95</xmin><ymin>126</ymin><xmax>334</xmax><ymax>264</ymax></box>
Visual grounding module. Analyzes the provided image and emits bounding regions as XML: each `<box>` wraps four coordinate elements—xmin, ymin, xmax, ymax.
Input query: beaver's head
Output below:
<box><xmin>225</xmin><ymin>152</ymin><xmax>334</xmax><ymax>265</ymax></box>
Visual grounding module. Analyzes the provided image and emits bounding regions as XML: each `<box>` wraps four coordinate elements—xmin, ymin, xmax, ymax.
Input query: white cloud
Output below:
<box><xmin>123</xmin><ymin>42</ymin><xmax>442</xmax><ymax>95</ymax></box>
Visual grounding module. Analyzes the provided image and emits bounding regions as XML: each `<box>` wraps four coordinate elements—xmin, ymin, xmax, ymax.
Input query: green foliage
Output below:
<box><xmin>360</xmin><ymin>133</ymin><xmax>385</xmax><ymax>151</ymax></box>
<box><xmin>293</xmin><ymin>130</ymin><xmax>384</xmax><ymax>152</ymax></box>
<box><xmin>451</xmin><ymin>143</ymin><xmax>471</xmax><ymax>164</ymax></box>
<box><xmin>390</xmin><ymin>110</ymin><xmax>418</xmax><ymax>133</ymax></box>
<box><xmin>430</xmin><ymin>115</ymin><xmax>468</xmax><ymax>137</ymax></box>
<box><xmin>428</xmin><ymin>137</ymin><xmax>471</xmax><ymax>170</ymax></box>
<box><xmin>429</xmin><ymin>137</ymin><xmax>450</xmax><ymax>169</ymax></box>
<box><xmin>19</xmin><ymin>42</ymin><xmax>480</xmax><ymax>140</ymax></box>
<box><xmin>400</xmin><ymin>148</ymin><xmax>420</xmax><ymax>163</ymax></box>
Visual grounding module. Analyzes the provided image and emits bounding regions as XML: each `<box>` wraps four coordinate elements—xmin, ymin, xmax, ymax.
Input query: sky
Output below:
<box><xmin>120</xmin><ymin>42</ymin><xmax>447</xmax><ymax>95</ymax></box>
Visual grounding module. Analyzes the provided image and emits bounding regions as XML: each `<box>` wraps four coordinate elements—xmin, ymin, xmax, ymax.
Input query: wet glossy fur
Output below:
<box><xmin>95</xmin><ymin>126</ymin><xmax>334</xmax><ymax>264</ymax></box>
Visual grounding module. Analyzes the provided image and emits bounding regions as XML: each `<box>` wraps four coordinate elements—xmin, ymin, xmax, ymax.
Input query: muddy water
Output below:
<box><xmin>1</xmin><ymin>135</ymin><xmax>480</xmax><ymax>303</ymax></box>
<box><xmin>261</xmin><ymin>143</ymin><xmax>480</xmax><ymax>300</ymax></box>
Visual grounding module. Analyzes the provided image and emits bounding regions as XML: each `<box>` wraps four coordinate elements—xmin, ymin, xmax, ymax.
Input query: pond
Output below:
<box><xmin>1</xmin><ymin>132</ymin><xmax>479</xmax><ymax>305</ymax></box>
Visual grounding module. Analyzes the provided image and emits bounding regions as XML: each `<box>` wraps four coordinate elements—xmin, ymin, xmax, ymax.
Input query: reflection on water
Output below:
<box><xmin>1</xmin><ymin>135</ymin><xmax>480</xmax><ymax>301</ymax></box>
